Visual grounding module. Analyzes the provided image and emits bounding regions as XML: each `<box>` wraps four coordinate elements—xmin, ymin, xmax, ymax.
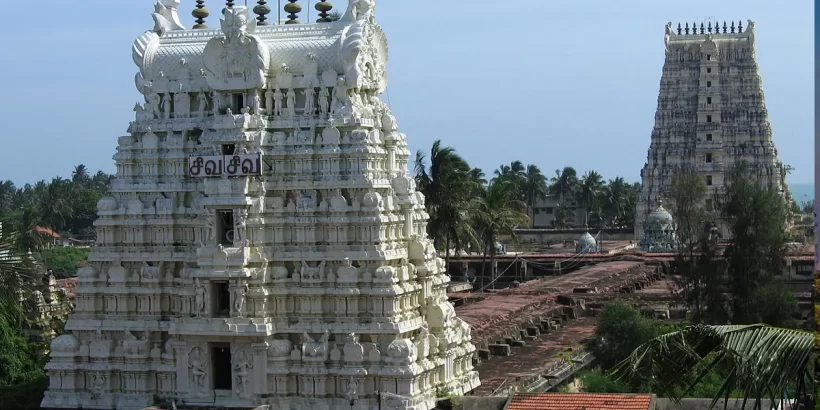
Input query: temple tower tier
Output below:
<box><xmin>41</xmin><ymin>2</ymin><xmax>479</xmax><ymax>409</ymax></box>
<box><xmin>636</xmin><ymin>20</ymin><xmax>791</xmax><ymax>240</ymax></box>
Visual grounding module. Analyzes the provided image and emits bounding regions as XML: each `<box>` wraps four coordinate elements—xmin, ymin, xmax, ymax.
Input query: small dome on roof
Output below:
<box><xmin>576</xmin><ymin>232</ymin><xmax>598</xmax><ymax>253</ymax></box>
<box><xmin>646</xmin><ymin>200</ymin><xmax>674</xmax><ymax>226</ymax></box>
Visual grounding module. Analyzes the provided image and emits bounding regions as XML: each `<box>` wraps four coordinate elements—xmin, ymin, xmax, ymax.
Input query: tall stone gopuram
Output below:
<box><xmin>42</xmin><ymin>1</ymin><xmax>479</xmax><ymax>409</ymax></box>
<box><xmin>636</xmin><ymin>20</ymin><xmax>791</xmax><ymax>239</ymax></box>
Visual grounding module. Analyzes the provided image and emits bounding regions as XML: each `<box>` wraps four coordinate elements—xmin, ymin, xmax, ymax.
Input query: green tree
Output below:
<box><xmin>71</xmin><ymin>164</ymin><xmax>90</xmax><ymax>187</ymax></box>
<box><xmin>551</xmin><ymin>203</ymin><xmax>573</xmax><ymax>229</ymax></box>
<box><xmin>669</xmin><ymin>172</ymin><xmax>709</xmax><ymax>322</ymax></box>
<box><xmin>719</xmin><ymin>163</ymin><xmax>789</xmax><ymax>324</ymax></box>
<box><xmin>595</xmin><ymin>301</ymin><xmax>668</xmax><ymax>370</ymax></box>
<box><xmin>472</xmin><ymin>179</ymin><xmax>529</xmax><ymax>284</ymax></box>
<box><xmin>38</xmin><ymin>178</ymin><xmax>72</xmax><ymax>232</ymax></box>
<box><xmin>578</xmin><ymin>369</ymin><xmax>631</xmax><ymax>393</ymax></box>
<box><xmin>611</xmin><ymin>324</ymin><xmax>814</xmax><ymax>409</ymax></box>
<box><xmin>601</xmin><ymin>177</ymin><xmax>630</xmax><ymax>228</ymax></box>
<box><xmin>750</xmin><ymin>283</ymin><xmax>799</xmax><ymax>328</ymax></box>
<box><xmin>37</xmin><ymin>247</ymin><xmax>90</xmax><ymax>279</ymax></box>
<box><xmin>578</xmin><ymin>170</ymin><xmax>604</xmax><ymax>227</ymax></box>
<box><xmin>414</xmin><ymin>140</ymin><xmax>476</xmax><ymax>265</ymax></box>
<box><xmin>550</xmin><ymin>167</ymin><xmax>579</xmax><ymax>204</ymax></box>
<box><xmin>519</xmin><ymin>165</ymin><xmax>549</xmax><ymax>228</ymax></box>
<box><xmin>63</xmin><ymin>187</ymin><xmax>102</xmax><ymax>237</ymax></box>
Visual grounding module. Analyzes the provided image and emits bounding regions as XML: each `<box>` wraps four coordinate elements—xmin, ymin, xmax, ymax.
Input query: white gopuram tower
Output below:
<box><xmin>42</xmin><ymin>1</ymin><xmax>479</xmax><ymax>409</ymax></box>
<box><xmin>636</xmin><ymin>20</ymin><xmax>791</xmax><ymax>239</ymax></box>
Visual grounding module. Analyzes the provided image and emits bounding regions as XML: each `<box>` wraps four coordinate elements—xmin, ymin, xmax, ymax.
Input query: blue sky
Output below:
<box><xmin>0</xmin><ymin>0</ymin><xmax>813</xmax><ymax>186</ymax></box>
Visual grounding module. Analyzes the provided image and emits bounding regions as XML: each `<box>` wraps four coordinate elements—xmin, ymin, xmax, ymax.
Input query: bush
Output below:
<box><xmin>0</xmin><ymin>374</ymin><xmax>47</xmax><ymax>410</ymax></box>
<box><xmin>37</xmin><ymin>247</ymin><xmax>89</xmax><ymax>278</ymax></box>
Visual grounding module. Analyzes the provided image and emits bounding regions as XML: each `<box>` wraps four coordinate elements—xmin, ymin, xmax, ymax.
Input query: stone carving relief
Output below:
<box><xmin>302</xmin><ymin>82</ymin><xmax>316</xmax><ymax>115</ymax></box>
<box><xmin>301</xmin><ymin>261</ymin><xmax>326</xmax><ymax>281</ymax></box>
<box><xmin>151</xmin><ymin>0</ymin><xmax>185</xmax><ymax>35</ymax></box>
<box><xmin>231</xmin><ymin>281</ymin><xmax>249</xmax><ymax>317</ymax></box>
<box><xmin>318</xmin><ymin>86</ymin><xmax>330</xmax><ymax>115</ymax></box>
<box><xmin>193</xmin><ymin>278</ymin><xmax>207</xmax><ymax>317</ymax></box>
<box><xmin>174</xmin><ymin>86</ymin><xmax>190</xmax><ymax>118</ymax></box>
<box><xmin>232</xmin><ymin>345</ymin><xmax>253</xmax><ymax>396</ymax></box>
<box><xmin>301</xmin><ymin>330</ymin><xmax>330</xmax><ymax>360</ymax></box>
<box><xmin>202</xmin><ymin>6</ymin><xmax>269</xmax><ymax>91</ymax></box>
<box><xmin>386</xmin><ymin>338</ymin><xmax>417</xmax><ymax>364</ymax></box>
<box><xmin>272</xmin><ymin>88</ymin><xmax>284</xmax><ymax>116</ymax></box>
<box><xmin>268</xmin><ymin>338</ymin><xmax>292</xmax><ymax>358</ymax></box>
<box><xmin>342</xmin><ymin>333</ymin><xmax>364</xmax><ymax>363</ymax></box>
<box><xmin>337</xmin><ymin>258</ymin><xmax>358</xmax><ymax>283</ymax></box>
<box><xmin>286</xmin><ymin>88</ymin><xmax>296</xmax><ymax>117</ymax></box>
<box><xmin>188</xmin><ymin>346</ymin><xmax>208</xmax><ymax>395</ymax></box>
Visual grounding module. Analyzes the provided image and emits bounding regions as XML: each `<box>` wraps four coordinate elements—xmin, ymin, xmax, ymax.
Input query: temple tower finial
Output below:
<box><xmin>226</xmin><ymin>0</ymin><xmax>235</xmax><ymax>8</ymax></box>
<box><xmin>707</xmin><ymin>21</ymin><xmax>712</xmax><ymax>33</ymax></box>
<box><xmin>284</xmin><ymin>0</ymin><xmax>302</xmax><ymax>24</ymax></box>
<box><xmin>738</xmin><ymin>20</ymin><xmax>743</xmax><ymax>32</ymax></box>
<box><xmin>684</xmin><ymin>22</ymin><xmax>690</xmax><ymax>35</ymax></box>
<box><xmin>699</xmin><ymin>22</ymin><xmax>705</xmax><ymax>34</ymax></box>
<box><xmin>315</xmin><ymin>1</ymin><xmax>333</xmax><ymax>22</ymax></box>
<box><xmin>192</xmin><ymin>0</ymin><xmax>209</xmax><ymax>29</ymax></box>
<box><xmin>677</xmin><ymin>22</ymin><xmax>682</xmax><ymax>35</ymax></box>
<box><xmin>722</xmin><ymin>21</ymin><xmax>727</xmax><ymax>33</ymax></box>
<box><xmin>730</xmin><ymin>21</ymin><xmax>736</xmax><ymax>33</ymax></box>
<box><xmin>254</xmin><ymin>0</ymin><xmax>271</xmax><ymax>25</ymax></box>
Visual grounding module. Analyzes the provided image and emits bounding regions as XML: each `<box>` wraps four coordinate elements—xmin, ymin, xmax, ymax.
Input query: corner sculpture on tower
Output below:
<box><xmin>42</xmin><ymin>1</ymin><xmax>479</xmax><ymax>410</ymax></box>
<box><xmin>637</xmin><ymin>19</ymin><xmax>790</xmax><ymax>240</ymax></box>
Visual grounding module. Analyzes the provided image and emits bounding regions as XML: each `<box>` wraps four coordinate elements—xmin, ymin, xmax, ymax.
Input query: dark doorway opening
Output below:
<box><xmin>211</xmin><ymin>344</ymin><xmax>232</xmax><ymax>390</ymax></box>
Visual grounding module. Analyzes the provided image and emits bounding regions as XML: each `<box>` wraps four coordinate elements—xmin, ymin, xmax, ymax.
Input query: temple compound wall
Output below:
<box><xmin>42</xmin><ymin>2</ymin><xmax>479</xmax><ymax>409</ymax></box>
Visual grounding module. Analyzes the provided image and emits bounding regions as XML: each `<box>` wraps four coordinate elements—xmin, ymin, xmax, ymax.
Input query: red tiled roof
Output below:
<box><xmin>507</xmin><ymin>393</ymin><xmax>653</xmax><ymax>410</ymax></box>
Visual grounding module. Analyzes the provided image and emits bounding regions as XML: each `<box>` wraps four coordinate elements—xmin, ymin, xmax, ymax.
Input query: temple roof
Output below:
<box><xmin>133</xmin><ymin>1</ymin><xmax>388</xmax><ymax>94</ymax></box>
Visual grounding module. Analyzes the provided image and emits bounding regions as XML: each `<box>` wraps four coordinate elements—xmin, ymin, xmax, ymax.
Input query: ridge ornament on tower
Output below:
<box><xmin>284</xmin><ymin>0</ymin><xmax>302</xmax><ymax>24</ymax></box>
<box><xmin>315</xmin><ymin>1</ymin><xmax>334</xmax><ymax>22</ymax></box>
<box><xmin>253</xmin><ymin>0</ymin><xmax>271</xmax><ymax>25</ymax></box>
<box><xmin>42</xmin><ymin>1</ymin><xmax>479</xmax><ymax>409</ymax></box>
<box><xmin>192</xmin><ymin>0</ymin><xmax>209</xmax><ymax>28</ymax></box>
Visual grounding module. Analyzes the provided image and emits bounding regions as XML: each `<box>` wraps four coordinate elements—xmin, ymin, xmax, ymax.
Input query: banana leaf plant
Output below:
<box><xmin>609</xmin><ymin>324</ymin><xmax>814</xmax><ymax>410</ymax></box>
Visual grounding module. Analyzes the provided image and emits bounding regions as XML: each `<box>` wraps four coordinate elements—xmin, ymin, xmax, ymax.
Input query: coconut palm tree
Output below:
<box><xmin>472</xmin><ymin>180</ymin><xmax>529</xmax><ymax>286</ymax></box>
<box><xmin>39</xmin><ymin>178</ymin><xmax>72</xmax><ymax>232</ymax></box>
<box><xmin>71</xmin><ymin>164</ymin><xmax>90</xmax><ymax>187</ymax></box>
<box><xmin>578</xmin><ymin>170</ymin><xmax>604</xmax><ymax>227</ymax></box>
<box><xmin>0</xmin><ymin>180</ymin><xmax>16</xmax><ymax>214</ymax></box>
<box><xmin>601</xmin><ymin>177</ymin><xmax>630</xmax><ymax>227</ymax></box>
<box><xmin>414</xmin><ymin>140</ymin><xmax>475</xmax><ymax>265</ymax></box>
<box><xmin>611</xmin><ymin>324</ymin><xmax>814</xmax><ymax>409</ymax></box>
<box><xmin>519</xmin><ymin>165</ymin><xmax>549</xmax><ymax>227</ymax></box>
<box><xmin>550</xmin><ymin>167</ymin><xmax>579</xmax><ymax>204</ymax></box>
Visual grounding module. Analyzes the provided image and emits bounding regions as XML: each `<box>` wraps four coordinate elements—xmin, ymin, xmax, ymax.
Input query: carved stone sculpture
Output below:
<box><xmin>232</xmin><ymin>281</ymin><xmax>249</xmax><ymax>317</ymax></box>
<box><xmin>286</xmin><ymin>88</ymin><xmax>296</xmax><ymax>117</ymax></box>
<box><xmin>302</xmin><ymin>82</ymin><xmax>315</xmax><ymax>115</ymax></box>
<box><xmin>194</xmin><ymin>278</ymin><xmax>207</xmax><ymax>317</ymax></box>
<box><xmin>273</xmin><ymin>88</ymin><xmax>283</xmax><ymax>116</ymax></box>
<box><xmin>318</xmin><ymin>86</ymin><xmax>330</xmax><ymax>115</ymax></box>
<box><xmin>188</xmin><ymin>347</ymin><xmax>207</xmax><ymax>395</ymax></box>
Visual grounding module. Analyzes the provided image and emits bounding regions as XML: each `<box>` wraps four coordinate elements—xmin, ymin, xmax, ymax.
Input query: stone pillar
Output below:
<box><xmin>251</xmin><ymin>343</ymin><xmax>268</xmax><ymax>395</ymax></box>
<box><xmin>173</xmin><ymin>342</ymin><xmax>189</xmax><ymax>393</ymax></box>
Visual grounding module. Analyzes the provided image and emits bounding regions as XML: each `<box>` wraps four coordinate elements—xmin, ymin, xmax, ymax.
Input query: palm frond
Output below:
<box><xmin>610</xmin><ymin>324</ymin><xmax>813</xmax><ymax>409</ymax></box>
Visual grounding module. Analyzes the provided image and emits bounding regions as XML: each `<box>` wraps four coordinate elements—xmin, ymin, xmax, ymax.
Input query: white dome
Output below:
<box><xmin>646</xmin><ymin>200</ymin><xmax>674</xmax><ymax>226</ymax></box>
<box><xmin>577</xmin><ymin>232</ymin><xmax>597</xmax><ymax>253</ymax></box>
